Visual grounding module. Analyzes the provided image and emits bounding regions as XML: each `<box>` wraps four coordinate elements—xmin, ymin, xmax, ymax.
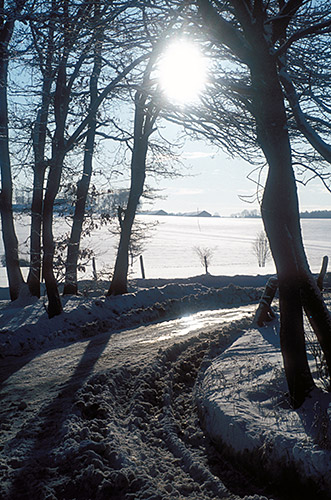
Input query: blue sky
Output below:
<box><xmin>145</xmin><ymin>39</ymin><xmax>331</xmax><ymax>216</ymax></box>
<box><xmin>144</xmin><ymin>136</ymin><xmax>331</xmax><ymax>217</ymax></box>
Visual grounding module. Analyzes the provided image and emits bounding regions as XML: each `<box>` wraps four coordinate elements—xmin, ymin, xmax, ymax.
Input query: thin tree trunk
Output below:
<box><xmin>27</xmin><ymin>14</ymin><xmax>55</xmax><ymax>298</ymax></box>
<box><xmin>42</xmin><ymin>56</ymin><xmax>69</xmax><ymax>317</ymax></box>
<box><xmin>62</xmin><ymin>129</ymin><xmax>95</xmax><ymax>295</ymax></box>
<box><xmin>0</xmin><ymin>15</ymin><xmax>24</xmax><ymax>300</ymax></box>
<box><xmin>107</xmin><ymin>157</ymin><xmax>146</xmax><ymax>296</ymax></box>
<box><xmin>27</xmin><ymin>110</ymin><xmax>47</xmax><ymax>297</ymax></box>
<box><xmin>63</xmin><ymin>8</ymin><xmax>102</xmax><ymax>295</ymax></box>
<box><xmin>107</xmin><ymin>91</ymin><xmax>156</xmax><ymax>296</ymax></box>
<box><xmin>42</xmin><ymin>157</ymin><xmax>64</xmax><ymax>317</ymax></box>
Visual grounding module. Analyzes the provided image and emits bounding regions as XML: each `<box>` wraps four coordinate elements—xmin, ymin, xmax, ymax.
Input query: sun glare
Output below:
<box><xmin>158</xmin><ymin>39</ymin><xmax>207</xmax><ymax>105</ymax></box>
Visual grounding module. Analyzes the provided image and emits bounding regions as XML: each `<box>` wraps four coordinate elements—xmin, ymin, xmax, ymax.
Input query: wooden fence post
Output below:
<box><xmin>317</xmin><ymin>255</ymin><xmax>328</xmax><ymax>291</ymax></box>
<box><xmin>92</xmin><ymin>257</ymin><xmax>97</xmax><ymax>280</ymax></box>
<box><xmin>139</xmin><ymin>255</ymin><xmax>145</xmax><ymax>279</ymax></box>
<box><xmin>254</xmin><ymin>276</ymin><xmax>278</xmax><ymax>327</ymax></box>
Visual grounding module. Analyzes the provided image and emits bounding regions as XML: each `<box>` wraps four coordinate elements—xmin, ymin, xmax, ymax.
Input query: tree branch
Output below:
<box><xmin>65</xmin><ymin>53</ymin><xmax>149</xmax><ymax>152</ymax></box>
<box><xmin>274</xmin><ymin>18</ymin><xmax>331</xmax><ymax>56</ymax></box>
<box><xmin>271</xmin><ymin>0</ymin><xmax>305</xmax><ymax>43</ymax></box>
<box><xmin>279</xmin><ymin>67</ymin><xmax>331</xmax><ymax>163</ymax></box>
<box><xmin>197</xmin><ymin>0</ymin><xmax>253</xmax><ymax>64</ymax></box>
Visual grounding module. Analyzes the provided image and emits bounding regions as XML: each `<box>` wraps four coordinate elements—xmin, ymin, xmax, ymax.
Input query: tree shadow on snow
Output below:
<box><xmin>7</xmin><ymin>331</ymin><xmax>112</xmax><ymax>499</ymax></box>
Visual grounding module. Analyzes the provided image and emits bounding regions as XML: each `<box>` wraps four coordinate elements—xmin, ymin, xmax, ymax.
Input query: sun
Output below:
<box><xmin>158</xmin><ymin>39</ymin><xmax>207</xmax><ymax>105</ymax></box>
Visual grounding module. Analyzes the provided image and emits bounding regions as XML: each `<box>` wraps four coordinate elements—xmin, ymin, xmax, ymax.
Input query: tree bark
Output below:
<box><xmin>27</xmin><ymin>14</ymin><xmax>55</xmax><ymax>298</ymax></box>
<box><xmin>62</xmin><ymin>127</ymin><xmax>95</xmax><ymax>295</ymax></box>
<box><xmin>0</xmin><ymin>11</ymin><xmax>24</xmax><ymax>300</ymax></box>
<box><xmin>107</xmin><ymin>91</ymin><xmax>156</xmax><ymax>296</ymax></box>
<box><xmin>251</xmin><ymin>42</ymin><xmax>316</xmax><ymax>407</ymax></box>
<box><xmin>42</xmin><ymin>58</ymin><xmax>69</xmax><ymax>317</ymax></box>
<box><xmin>27</xmin><ymin>164</ymin><xmax>45</xmax><ymax>298</ymax></box>
<box><xmin>42</xmin><ymin>158</ymin><xmax>64</xmax><ymax>318</ymax></box>
<box><xmin>63</xmin><ymin>8</ymin><xmax>102</xmax><ymax>295</ymax></box>
<box><xmin>317</xmin><ymin>256</ymin><xmax>328</xmax><ymax>292</ymax></box>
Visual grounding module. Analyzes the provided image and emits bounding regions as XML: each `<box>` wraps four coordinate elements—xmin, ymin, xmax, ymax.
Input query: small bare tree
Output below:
<box><xmin>194</xmin><ymin>246</ymin><xmax>214</xmax><ymax>275</ymax></box>
<box><xmin>253</xmin><ymin>231</ymin><xmax>271</xmax><ymax>268</ymax></box>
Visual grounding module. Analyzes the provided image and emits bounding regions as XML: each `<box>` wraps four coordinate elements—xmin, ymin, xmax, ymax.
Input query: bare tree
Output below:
<box><xmin>107</xmin><ymin>67</ymin><xmax>159</xmax><ymax>295</ymax></box>
<box><xmin>26</xmin><ymin>0</ymin><xmax>57</xmax><ymax>298</ymax></box>
<box><xmin>63</xmin><ymin>0</ymin><xmax>103</xmax><ymax>296</ymax></box>
<box><xmin>0</xmin><ymin>0</ymin><xmax>27</xmax><ymax>300</ymax></box>
<box><xmin>252</xmin><ymin>231</ymin><xmax>270</xmax><ymax>268</ymax></box>
<box><xmin>194</xmin><ymin>246</ymin><xmax>214</xmax><ymax>274</ymax></box>
<box><xmin>25</xmin><ymin>1</ymin><xmax>150</xmax><ymax>314</ymax></box>
<box><xmin>173</xmin><ymin>0</ymin><xmax>331</xmax><ymax>407</ymax></box>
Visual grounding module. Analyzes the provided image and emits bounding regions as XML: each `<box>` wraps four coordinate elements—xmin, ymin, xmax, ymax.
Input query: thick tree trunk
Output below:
<box><xmin>251</xmin><ymin>47</ymin><xmax>316</xmax><ymax>407</ymax></box>
<box><xmin>0</xmin><ymin>31</ymin><xmax>24</xmax><ymax>300</ymax></box>
<box><xmin>197</xmin><ymin>0</ymin><xmax>331</xmax><ymax>407</ymax></box>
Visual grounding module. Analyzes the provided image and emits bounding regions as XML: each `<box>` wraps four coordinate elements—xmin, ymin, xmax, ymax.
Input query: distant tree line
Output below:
<box><xmin>300</xmin><ymin>210</ymin><xmax>331</xmax><ymax>219</ymax></box>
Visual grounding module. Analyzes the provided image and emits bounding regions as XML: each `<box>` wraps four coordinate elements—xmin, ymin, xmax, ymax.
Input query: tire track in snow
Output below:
<box><xmin>0</xmin><ymin>306</ymin><xmax>274</xmax><ymax>499</ymax></box>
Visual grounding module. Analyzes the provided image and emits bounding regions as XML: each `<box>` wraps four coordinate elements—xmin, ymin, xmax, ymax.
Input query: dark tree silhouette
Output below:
<box><xmin>191</xmin><ymin>0</ymin><xmax>331</xmax><ymax>407</ymax></box>
<box><xmin>0</xmin><ymin>0</ymin><xmax>26</xmax><ymax>300</ymax></box>
<box><xmin>107</xmin><ymin>81</ymin><xmax>159</xmax><ymax>295</ymax></box>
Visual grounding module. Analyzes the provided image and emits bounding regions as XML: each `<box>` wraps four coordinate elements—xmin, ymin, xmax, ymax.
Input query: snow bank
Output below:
<box><xmin>0</xmin><ymin>279</ymin><xmax>262</xmax><ymax>358</ymax></box>
<box><xmin>197</xmin><ymin>324</ymin><xmax>331</xmax><ymax>497</ymax></box>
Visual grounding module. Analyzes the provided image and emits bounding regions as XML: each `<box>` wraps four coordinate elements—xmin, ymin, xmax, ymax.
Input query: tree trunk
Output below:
<box><xmin>0</xmin><ymin>23</ymin><xmax>24</xmax><ymax>300</ymax></box>
<box><xmin>251</xmin><ymin>46</ymin><xmax>316</xmax><ymax>407</ymax></box>
<box><xmin>107</xmin><ymin>91</ymin><xmax>154</xmax><ymax>296</ymax></box>
<box><xmin>62</xmin><ymin>133</ymin><xmax>94</xmax><ymax>295</ymax></box>
<box><xmin>317</xmin><ymin>256</ymin><xmax>328</xmax><ymax>292</ymax></box>
<box><xmin>27</xmin><ymin>165</ymin><xmax>45</xmax><ymax>297</ymax></box>
<box><xmin>28</xmin><ymin>18</ymin><xmax>54</xmax><ymax>298</ymax></box>
<box><xmin>42</xmin><ymin>160</ymin><xmax>63</xmax><ymax>318</ymax></box>
<box><xmin>63</xmin><ymin>12</ymin><xmax>102</xmax><ymax>295</ymax></box>
<box><xmin>42</xmin><ymin>58</ymin><xmax>69</xmax><ymax>318</ymax></box>
<box><xmin>107</xmin><ymin>166</ymin><xmax>146</xmax><ymax>295</ymax></box>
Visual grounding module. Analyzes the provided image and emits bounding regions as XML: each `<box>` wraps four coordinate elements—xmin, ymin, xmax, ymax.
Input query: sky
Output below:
<box><xmin>13</xmin><ymin>37</ymin><xmax>330</xmax><ymax>218</ymax></box>
<box><xmin>143</xmin><ymin>40</ymin><xmax>331</xmax><ymax>217</ymax></box>
<box><xmin>142</xmin><ymin>135</ymin><xmax>331</xmax><ymax>217</ymax></box>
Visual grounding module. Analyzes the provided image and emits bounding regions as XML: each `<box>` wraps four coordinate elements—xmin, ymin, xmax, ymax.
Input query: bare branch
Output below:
<box><xmin>271</xmin><ymin>0</ymin><xmax>305</xmax><ymax>43</ymax></box>
<box><xmin>279</xmin><ymin>67</ymin><xmax>331</xmax><ymax>164</ymax></box>
<box><xmin>197</xmin><ymin>0</ymin><xmax>253</xmax><ymax>63</ymax></box>
<box><xmin>274</xmin><ymin>18</ymin><xmax>331</xmax><ymax>57</ymax></box>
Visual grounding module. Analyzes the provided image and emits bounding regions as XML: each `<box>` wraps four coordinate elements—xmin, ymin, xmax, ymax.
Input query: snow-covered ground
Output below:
<box><xmin>197</xmin><ymin>324</ymin><xmax>331</xmax><ymax>499</ymax></box>
<box><xmin>1</xmin><ymin>215</ymin><xmax>330</xmax><ymax>290</ymax></box>
<box><xmin>1</xmin><ymin>274</ymin><xmax>331</xmax><ymax>499</ymax></box>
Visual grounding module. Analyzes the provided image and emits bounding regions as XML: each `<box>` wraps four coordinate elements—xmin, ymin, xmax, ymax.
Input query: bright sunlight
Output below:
<box><xmin>158</xmin><ymin>39</ymin><xmax>207</xmax><ymax>104</ymax></box>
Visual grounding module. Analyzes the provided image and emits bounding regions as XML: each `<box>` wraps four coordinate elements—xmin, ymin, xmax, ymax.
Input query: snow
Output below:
<box><xmin>1</xmin><ymin>274</ymin><xmax>331</xmax><ymax>499</ymax></box>
<box><xmin>197</xmin><ymin>322</ymin><xmax>331</xmax><ymax>497</ymax></box>
<box><xmin>1</xmin><ymin>215</ymin><xmax>330</xmax><ymax>290</ymax></box>
<box><xmin>0</xmin><ymin>276</ymin><xmax>263</xmax><ymax>358</ymax></box>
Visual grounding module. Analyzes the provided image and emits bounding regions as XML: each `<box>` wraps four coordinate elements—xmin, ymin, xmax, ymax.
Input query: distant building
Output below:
<box><xmin>196</xmin><ymin>210</ymin><xmax>212</xmax><ymax>217</ymax></box>
<box><xmin>154</xmin><ymin>209</ymin><xmax>168</xmax><ymax>216</ymax></box>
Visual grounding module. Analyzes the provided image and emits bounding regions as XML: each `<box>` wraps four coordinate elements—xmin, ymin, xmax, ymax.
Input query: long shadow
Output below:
<box><xmin>0</xmin><ymin>352</ymin><xmax>39</xmax><ymax>386</ymax></box>
<box><xmin>7</xmin><ymin>330</ymin><xmax>112</xmax><ymax>499</ymax></box>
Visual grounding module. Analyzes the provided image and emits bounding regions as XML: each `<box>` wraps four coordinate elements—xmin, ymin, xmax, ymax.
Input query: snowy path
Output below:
<box><xmin>0</xmin><ymin>305</ymin><xmax>272</xmax><ymax>500</ymax></box>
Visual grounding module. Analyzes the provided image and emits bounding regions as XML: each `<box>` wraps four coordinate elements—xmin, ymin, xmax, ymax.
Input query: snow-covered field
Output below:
<box><xmin>1</xmin><ymin>215</ymin><xmax>330</xmax><ymax>291</ymax></box>
<box><xmin>1</xmin><ymin>272</ymin><xmax>331</xmax><ymax>499</ymax></box>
